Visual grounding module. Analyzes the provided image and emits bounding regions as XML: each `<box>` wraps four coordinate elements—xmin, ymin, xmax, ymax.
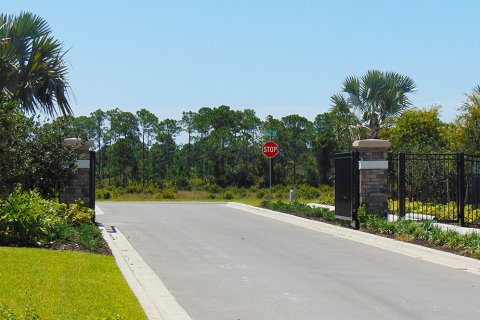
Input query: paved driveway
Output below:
<box><xmin>97</xmin><ymin>202</ymin><xmax>480</xmax><ymax>320</ymax></box>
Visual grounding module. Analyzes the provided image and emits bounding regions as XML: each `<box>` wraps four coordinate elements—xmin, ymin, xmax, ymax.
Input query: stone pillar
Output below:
<box><xmin>353</xmin><ymin>139</ymin><xmax>390</xmax><ymax>216</ymax></box>
<box><xmin>60</xmin><ymin>138</ymin><xmax>94</xmax><ymax>208</ymax></box>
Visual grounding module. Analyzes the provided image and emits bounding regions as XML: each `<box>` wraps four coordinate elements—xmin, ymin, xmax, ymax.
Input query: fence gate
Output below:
<box><xmin>335</xmin><ymin>152</ymin><xmax>359</xmax><ymax>228</ymax></box>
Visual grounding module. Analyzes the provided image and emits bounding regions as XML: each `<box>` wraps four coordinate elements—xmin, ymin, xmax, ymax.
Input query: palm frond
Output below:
<box><xmin>330</xmin><ymin>93</ymin><xmax>349</xmax><ymax>111</ymax></box>
<box><xmin>348</xmin><ymin>125</ymin><xmax>370</xmax><ymax>141</ymax></box>
<box><xmin>473</xmin><ymin>84</ymin><xmax>480</xmax><ymax>95</ymax></box>
<box><xmin>0</xmin><ymin>12</ymin><xmax>72</xmax><ymax>116</ymax></box>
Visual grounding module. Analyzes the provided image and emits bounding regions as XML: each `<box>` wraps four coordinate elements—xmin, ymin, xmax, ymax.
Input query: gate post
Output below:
<box><xmin>60</xmin><ymin>138</ymin><xmax>95</xmax><ymax>209</ymax></box>
<box><xmin>457</xmin><ymin>153</ymin><xmax>465</xmax><ymax>226</ymax></box>
<box><xmin>398</xmin><ymin>153</ymin><xmax>406</xmax><ymax>218</ymax></box>
<box><xmin>353</xmin><ymin>139</ymin><xmax>391</xmax><ymax>216</ymax></box>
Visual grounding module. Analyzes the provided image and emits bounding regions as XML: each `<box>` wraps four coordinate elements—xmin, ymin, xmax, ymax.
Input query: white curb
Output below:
<box><xmin>100</xmin><ymin>225</ymin><xmax>192</xmax><ymax>320</ymax></box>
<box><xmin>226</xmin><ymin>202</ymin><xmax>480</xmax><ymax>276</ymax></box>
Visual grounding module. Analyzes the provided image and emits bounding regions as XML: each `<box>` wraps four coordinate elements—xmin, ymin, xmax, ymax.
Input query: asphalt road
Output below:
<box><xmin>97</xmin><ymin>202</ymin><xmax>480</xmax><ymax>320</ymax></box>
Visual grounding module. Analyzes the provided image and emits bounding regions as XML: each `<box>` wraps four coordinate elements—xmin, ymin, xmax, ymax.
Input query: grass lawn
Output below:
<box><xmin>0</xmin><ymin>247</ymin><xmax>146</xmax><ymax>319</ymax></box>
<box><xmin>98</xmin><ymin>191</ymin><xmax>291</xmax><ymax>205</ymax></box>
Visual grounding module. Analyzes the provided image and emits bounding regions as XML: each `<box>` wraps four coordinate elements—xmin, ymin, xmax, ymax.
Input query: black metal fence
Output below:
<box><xmin>388</xmin><ymin>153</ymin><xmax>480</xmax><ymax>226</ymax></box>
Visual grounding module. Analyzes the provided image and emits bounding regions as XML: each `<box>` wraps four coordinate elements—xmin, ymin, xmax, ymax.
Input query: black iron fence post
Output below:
<box><xmin>89</xmin><ymin>151</ymin><xmax>96</xmax><ymax>222</ymax></box>
<box><xmin>398</xmin><ymin>153</ymin><xmax>406</xmax><ymax>218</ymax></box>
<box><xmin>457</xmin><ymin>152</ymin><xmax>465</xmax><ymax>226</ymax></box>
<box><xmin>352</xmin><ymin>151</ymin><xmax>360</xmax><ymax>229</ymax></box>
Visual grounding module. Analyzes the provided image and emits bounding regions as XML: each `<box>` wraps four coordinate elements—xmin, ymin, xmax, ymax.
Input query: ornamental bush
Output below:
<box><xmin>0</xmin><ymin>189</ymin><xmax>62</xmax><ymax>245</ymax></box>
<box><xmin>0</xmin><ymin>189</ymin><xmax>95</xmax><ymax>247</ymax></box>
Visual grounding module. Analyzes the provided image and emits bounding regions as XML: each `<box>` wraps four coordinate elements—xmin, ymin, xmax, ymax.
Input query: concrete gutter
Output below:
<box><xmin>96</xmin><ymin>205</ymin><xmax>191</xmax><ymax>320</ymax></box>
<box><xmin>226</xmin><ymin>202</ymin><xmax>480</xmax><ymax>276</ymax></box>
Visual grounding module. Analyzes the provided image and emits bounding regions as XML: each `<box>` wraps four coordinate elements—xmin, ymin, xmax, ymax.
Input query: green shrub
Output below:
<box><xmin>50</xmin><ymin>223</ymin><xmax>104</xmax><ymax>253</ymax></box>
<box><xmin>125</xmin><ymin>183</ymin><xmax>144</xmax><ymax>194</ymax></box>
<box><xmin>189</xmin><ymin>178</ymin><xmax>204</xmax><ymax>191</ymax></box>
<box><xmin>0</xmin><ymin>189</ymin><xmax>62</xmax><ymax>246</ymax></box>
<box><xmin>275</xmin><ymin>192</ymin><xmax>285</xmax><ymax>200</ymax></box>
<box><xmin>318</xmin><ymin>184</ymin><xmax>334</xmax><ymax>193</ymax></box>
<box><xmin>223</xmin><ymin>192</ymin><xmax>234</xmax><ymax>200</ymax></box>
<box><xmin>205</xmin><ymin>183</ymin><xmax>221</xmax><ymax>194</ymax></box>
<box><xmin>318</xmin><ymin>192</ymin><xmax>335</xmax><ymax>205</ymax></box>
<box><xmin>62</xmin><ymin>200</ymin><xmax>94</xmax><ymax>224</ymax></box>
<box><xmin>76</xmin><ymin>223</ymin><xmax>104</xmax><ymax>252</ymax></box>
<box><xmin>256</xmin><ymin>190</ymin><xmax>267</xmax><ymax>199</ymax></box>
<box><xmin>174</xmin><ymin>178</ymin><xmax>190</xmax><ymax>190</ymax></box>
<box><xmin>50</xmin><ymin>223</ymin><xmax>76</xmax><ymax>242</ymax></box>
<box><xmin>143</xmin><ymin>184</ymin><xmax>159</xmax><ymax>194</ymax></box>
<box><xmin>272</xmin><ymin>185</ymin><xmax>287</xmax><ymax>194</ymax></box>
<box><xmin>261</xmin><ymin>200</ymin><xmax>333</xmax><ymax>220</ymax></box>
<box><xmin>297</xmin><ymin>185</ymin><xmax>320</xmax><ymax>200</ymax></box>
<box><xmin>208</xmin><ymin>193</ymin><xmax>216</xmax><ymax>199</ymax></box>
<box><xmin>161</xmin><ymin>181</ymin><xmax>178</xmax><ymax>193</ymax></box>
<box><xmin>97</xmin><ymin>186</ymin><xmax>125</xmax><ymax>199</ymax></box>
<box><xmin>0</xmin><ymin>189</ymin><xmax>103</xmax><ymax>252</ymax></box>
<box><xmin>162</xmin><ymin>190</ymin><xmax>176</xmax><ymax>199</ymax></box>
<box><xmin>317</xmin><ymin>184</ymin><xmax>334</xmax><ymax>205</ymax></box>
<box><xmin>237</xmin><ymin>187</ymin><xmax>247</xmax><ymax>198</ymax></box>
<box><xmin>229</xmin><ymin>187</ymin><xmax>244</xmax><ymax>197</ymax></box>
<box><xmin>96</xmin><ymin>189</ymin><xmax>111</xmax><ymax>200</ymax></box>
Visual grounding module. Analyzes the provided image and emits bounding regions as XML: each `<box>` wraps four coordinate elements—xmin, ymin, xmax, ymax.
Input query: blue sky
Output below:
<box><xmin>4</xmin><ymin>0</ymin><xmax>480</xmax><ymax>123</ymax></box>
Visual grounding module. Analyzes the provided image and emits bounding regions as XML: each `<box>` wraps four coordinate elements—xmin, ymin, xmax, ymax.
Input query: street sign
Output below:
<box><xmin>264</xmin><ymin>130</ymin><xmax>277</xmax><ymax>137</ymax></box>
<box><xmin>262</xmin><ymin>141</ymin><xmax>279</xmax><ymax>158</ymax></box>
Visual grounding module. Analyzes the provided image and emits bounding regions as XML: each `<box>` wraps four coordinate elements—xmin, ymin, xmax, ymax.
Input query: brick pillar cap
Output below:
<box><xmin>353</xmin><ymin>139</ymin><xmax>390</xmax><ymax>149</ymax></box>
<box><xmin>63</xmin><ymin>138</ymin><xmax>94</xmax><ymax>148</ymax></box>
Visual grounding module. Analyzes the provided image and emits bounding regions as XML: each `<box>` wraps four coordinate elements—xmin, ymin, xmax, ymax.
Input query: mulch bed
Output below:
<box><xmin>46</xmin><ymin>241</ymin><xmax>112</xmax><ymax>255</ymax></box>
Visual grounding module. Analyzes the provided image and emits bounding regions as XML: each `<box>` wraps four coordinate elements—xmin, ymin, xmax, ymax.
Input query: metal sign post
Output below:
<box><xmin>262</xmin><ymin>140</ymin><xmax>279</xmax><ymax>200</ymax></box>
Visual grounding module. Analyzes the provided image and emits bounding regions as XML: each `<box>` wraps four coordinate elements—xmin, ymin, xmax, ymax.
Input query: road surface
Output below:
<box><xmin>97</xmin><ymin>202</ymin><xmax>480</xmax><ymax>320</ymax></box>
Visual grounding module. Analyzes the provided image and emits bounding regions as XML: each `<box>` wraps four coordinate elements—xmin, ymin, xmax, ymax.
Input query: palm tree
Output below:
<box><xmin>0</xmin><ymin>12</ymin><xmax>72</xmax><ymax>116</ymax></box>
<box><xmin>331</xmin><ymin>70</ymin><xmax>416</xmax><ymax>139</ymax></box>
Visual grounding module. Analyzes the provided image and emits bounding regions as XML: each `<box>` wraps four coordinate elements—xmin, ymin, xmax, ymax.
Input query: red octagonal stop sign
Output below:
<box><xmin>262</xmin><ymin>141</ymin><xmax>279</xmax><ymax>158</ymax></box>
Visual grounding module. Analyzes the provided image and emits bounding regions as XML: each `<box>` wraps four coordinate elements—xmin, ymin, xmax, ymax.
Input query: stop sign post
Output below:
<box><xmin>262</xmin><ymin>141</ymin><xmax>279</xmax><ymax>199</ymax></box>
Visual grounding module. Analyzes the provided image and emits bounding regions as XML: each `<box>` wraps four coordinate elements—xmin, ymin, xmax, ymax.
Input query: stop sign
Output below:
<box><xmin>262</xmin><ymin>141</ymin><xmax>279</xmax><ymax>158</ymax></box>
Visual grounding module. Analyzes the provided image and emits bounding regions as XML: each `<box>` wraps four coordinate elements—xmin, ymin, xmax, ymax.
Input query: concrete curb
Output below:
<box><xmin>99</xmin><ymin>224</ymin><xmax>192</xmax><ymax>320</ymax></box>
<box><xmin>226</xmin><ymin>202</ymin><xmax>480</xmax><ymax>276</ymax></box>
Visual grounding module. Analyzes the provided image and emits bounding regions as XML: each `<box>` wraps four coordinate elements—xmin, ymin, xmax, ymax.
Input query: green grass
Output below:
<box><xmin>97</xmin><ymin>190</ymin><xmax>320</xmax><ymax>205</ymax></box>
<box><xmin>0</xmin><ymin>247</ymin><xmax>146</xmax><ymax>319</ymax></box>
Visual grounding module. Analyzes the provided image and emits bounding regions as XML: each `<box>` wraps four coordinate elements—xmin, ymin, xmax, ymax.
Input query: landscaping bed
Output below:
<box><xmin>261</xmin><ymin>201</ymin><xmax>480</xmax><ymax>260</ymax></box>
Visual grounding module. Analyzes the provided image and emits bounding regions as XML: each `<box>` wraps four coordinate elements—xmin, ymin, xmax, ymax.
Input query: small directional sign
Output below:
<box><xmin>264</xmin><ymin>130</ymin><xmax>277</xmax><ymax>137</ymax></box>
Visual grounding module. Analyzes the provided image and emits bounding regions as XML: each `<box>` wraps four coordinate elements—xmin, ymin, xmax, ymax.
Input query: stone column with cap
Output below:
<box><xmin>60</xmin><ymin>138</ymin><xmax>94</xmax><ymax>207</ymax></box>
<box><xmin>353</xmin><ymin>139</ymin><xmax>391</xmax><ymax>216</ymax></box>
